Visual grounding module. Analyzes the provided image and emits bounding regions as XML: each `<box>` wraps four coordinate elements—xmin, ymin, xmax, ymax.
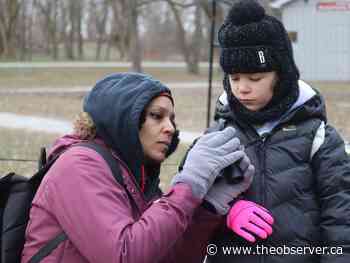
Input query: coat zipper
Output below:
<box><xmin>258</xmin><ymin>133</ymin><xmax>269</xmax><ymax>263</ymax></box>
<box><xmin>259</xmin><ymin>133</ymin><xmax>269</xmax><ymax>205</ymax></box>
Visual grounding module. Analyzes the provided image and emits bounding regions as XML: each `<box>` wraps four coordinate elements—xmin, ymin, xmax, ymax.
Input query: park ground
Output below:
<box><xmin>0</xmin><ymin>65</ymin><xmax>349</xmax><ymax>189</ymax></box>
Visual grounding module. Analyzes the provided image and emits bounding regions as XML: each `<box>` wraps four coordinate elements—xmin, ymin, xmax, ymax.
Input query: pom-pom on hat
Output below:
<box><xmin>218</xmin><ymin>0</ymin><xmax>299</xmax><ymax>80</ymax></box>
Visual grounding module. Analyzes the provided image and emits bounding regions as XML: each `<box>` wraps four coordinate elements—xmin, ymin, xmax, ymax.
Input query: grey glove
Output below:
<box><xmin>204</xmin><ymin>154</ymin><xmax>255</xmax><ymax>215</ymax></box>
<box><xmin>171</xmin><ymin>127</ymin><xmax>244</xmax><ymax>199</ymax></box>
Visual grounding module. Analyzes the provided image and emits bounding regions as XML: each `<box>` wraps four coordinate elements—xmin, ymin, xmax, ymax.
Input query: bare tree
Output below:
<box><xmin>60</xmin><ymin>0</ymin><xmax>85</xmax><ymax>60</ymax></box>
<box><xmin>66</xmin><ymin>1</ymin><xmax>75</xmax><ymax>59</ymax></box>
<box><xmin>166</xmin><ymin>0</ymin><xmax>190</xmax><ymax>68</ymax></box>
<box><xmin>110</xmin><ymin>0</ymin><xmax>142</xmax><ymax>71</ymax></box>
<box><xmin>90</xmin><ymin>0</ymin><xmax>109</xmax><ymax>60</ymax></box>
<box><xmin>127</xmin><ymin>0</ymin><xmax>142</xmax><ymax>72</ymax></box>
<box><xmin>27</xmin><ymin>0</ymin><xmax>36</xmax><ymax>60</ymax></box>
<box><xmin>0</xmin><ymin>0</ymin><xmax>275</xmax><ymax>63</ymax></box>
<box><xmin>76</xmin><ymin>0</ymin><xmax>84</xmax><ymax>60</ymax></box>
<box><xmin>35</xmin><ymin>0</ymin><xmax>60</xmax><ymax>59</ymax></box>
<box><xmin>141</xmin><ymin>2</ymin><xmax>177</xmax><ymax>60</ymax></box>
<box><xmin>59</xmin><ymin>0</ymin><xmax>70</xmax><ymax>59</ymax></box>
<box><xmin>188</xmin><ymin>0</ymin><xmax>203</xmax><ymax>74</ymax></box>
<box><xmin>199</xmin><ymin>0</ymin><xmax>224</xmax><ymax>38</ymax></box>
<box><xmin>110</xmin><ymin>0</ymin><xmax>129</xmax><ymax>60</ymax></box>
<box><xmin>0</xmin><ymin>0</ymin><xmax>23</xmax><ymax>58</ymax></box>
<box><xmin>165</xmin><ymin>0</ymin><xmax>205</xmax><ymax>74</ymax></box>
<box><xmin>18</xmin><ymin>0</ymin><xmax>28</xmax><ymax>60</ymax></box>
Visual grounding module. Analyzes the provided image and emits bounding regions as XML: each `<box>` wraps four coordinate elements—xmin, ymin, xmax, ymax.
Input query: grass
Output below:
<box><xmin>159</xmin><ymin>143</ymin><xmax>189</xmax><ymax>191</ymax></box>
<box><xmin>311</xmin><ymin>81</ymin><xmax>350</xmax><ymax>91</ymax></box>
<box><xmin>0</xmin><ymin>95</ymin><xmax>83</xmax><ymax>120</ymax></box>
<box><xmin>0</xmin><ymin>128</ymin><xmax>59</xmax><ymax>176</ymax></box>
<box><xmin>0</xmin><ymin>42</ymin><xmax>132</xmax><ymax>62</ymax></box>
<box><xmin>311</xmin><ymin>82</ymin><xmax>350</xmax><ymax>139</ymax></box>
<box><xmin>0</xmin><ymin>67</ymin><xmax>222</xmax><ymax>89</ymax></box>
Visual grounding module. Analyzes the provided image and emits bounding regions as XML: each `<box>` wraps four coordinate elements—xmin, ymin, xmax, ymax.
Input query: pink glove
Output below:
<box><xmin>227</xmin><ymin>200</ymin><xmax>274</xmax><ymax>243</ymax></box>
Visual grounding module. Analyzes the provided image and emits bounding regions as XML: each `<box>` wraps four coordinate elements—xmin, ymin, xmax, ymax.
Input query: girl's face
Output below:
<box><xmin>229</xmin><ymin>72</ymin><xmax>278</xmax><ymax>111</ymax></box>
<box><xmin>139</xmin><ymin>96</ymin><xmax>175</xmax><ymax>164</ymax></box>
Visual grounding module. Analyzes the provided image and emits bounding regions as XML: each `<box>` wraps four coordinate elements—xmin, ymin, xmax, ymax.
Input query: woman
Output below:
<box><xmin>206</xmin><ymin>1</ymin><xmax>350</xmax><ymax>263</ymax></box>
<box><xmin>21</xmin><ymin>72</ymin><xmax>257</xmax><ymax>263</ymax></box>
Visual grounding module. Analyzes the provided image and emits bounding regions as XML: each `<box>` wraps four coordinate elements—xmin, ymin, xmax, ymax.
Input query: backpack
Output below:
<box><xmin>0</xmin><ymin>142</ymin><xmax>126</xmax><ymax>263</ymax></box>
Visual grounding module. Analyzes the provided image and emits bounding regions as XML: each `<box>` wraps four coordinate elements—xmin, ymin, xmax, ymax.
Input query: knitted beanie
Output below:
<box><xmin>218</xmin><ymin>0</ymin><xmax>300</xmax><ymax>124</ymax></box>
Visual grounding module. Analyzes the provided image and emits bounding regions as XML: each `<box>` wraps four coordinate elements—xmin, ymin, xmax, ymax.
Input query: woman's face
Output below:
<box><xmin>139</xmin><ymin>96</ymin><xmax>175</xmax><ymax>164</ymax></box>
<box><xmin>229</xmin><ymin>72</ymin><xmax>278</xmax><ymax>111</ymax></box>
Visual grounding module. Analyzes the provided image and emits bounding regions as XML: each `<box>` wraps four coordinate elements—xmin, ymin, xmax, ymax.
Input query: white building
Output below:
<box><xmin>271</xmin><ymin>0</ymin><xmax>350</xmax><ymax>81</ymax></box>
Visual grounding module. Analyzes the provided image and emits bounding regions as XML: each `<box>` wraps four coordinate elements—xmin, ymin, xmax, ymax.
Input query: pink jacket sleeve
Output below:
<box><xmin>162</xmin><ymin>206</ymin><xmax>224</xmax><ymax>263</ymax></box>
<box><xmin>42</xmin><ymin>147</ymin><xmax>202</xmax><ymax>263</ymax></box>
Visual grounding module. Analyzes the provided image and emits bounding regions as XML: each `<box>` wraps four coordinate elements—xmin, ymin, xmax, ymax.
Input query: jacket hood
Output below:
<box><xmin>286</xmin><ymin>80</ymin><xmax>327</xmax><ymax>124</ymax></box>
<box><xmin>82</xmin><ymin>73</ymin><xmax>174</xmax><ymax>187</ymax></box>
<box><xmin>48</xmin><ymin>74</ymin><xmax>176</xmax><ymax>197</ymax></box>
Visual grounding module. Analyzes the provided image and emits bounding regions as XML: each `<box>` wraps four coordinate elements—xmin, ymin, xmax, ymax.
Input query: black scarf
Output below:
<box><xmin>223</xmin><ymin>74</ymin><xmax>299</xmax><ymax>125</ymax></box>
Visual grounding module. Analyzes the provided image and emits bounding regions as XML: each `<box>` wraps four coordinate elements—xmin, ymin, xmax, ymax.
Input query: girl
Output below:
<box><xmin>207</xmin><ymin>1</ymin><xmax>350</xmax><ymax>263</ymax></box>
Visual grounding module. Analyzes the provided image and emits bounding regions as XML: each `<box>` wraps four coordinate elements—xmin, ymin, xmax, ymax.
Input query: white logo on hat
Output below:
<box><xmin>258</xmin><ymin>51</ymin><xmax>265</xmax><ymax>64</ymax></box>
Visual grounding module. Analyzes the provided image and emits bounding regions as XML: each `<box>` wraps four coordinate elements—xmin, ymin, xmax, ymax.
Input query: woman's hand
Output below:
<box><xmin>171</xmin><ymin>127</ymin><xmax>244</xmax><ymax>199</ymax></box>
<box><xmin>204</xmin><ymin>155</ymin><xmax>255</xmax><ymax>215</ymax></box>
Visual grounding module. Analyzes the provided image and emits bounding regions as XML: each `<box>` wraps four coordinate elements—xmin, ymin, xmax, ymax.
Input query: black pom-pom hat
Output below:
<box><xmin>218</xmin><ymin>0</ymin><xmax>301</xmax><ymax>124</ymax></box>
<box><xmin>218</xmin><ymin>0</ymin><xmax>299</xmax><ymax>80</ymax></box>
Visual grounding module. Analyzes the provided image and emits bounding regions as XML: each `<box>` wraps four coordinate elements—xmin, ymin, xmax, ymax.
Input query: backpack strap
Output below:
<box><xmin>27</xmin><ymin>233</ymin><xmax>67</xmax><ymax>263</ymax></box>
<box><xmin>79</xmin><ymin>142</ymin><xmax>136</xmax><ymax>206</ymax></box>
<box><xmin>77</xmin><ymin>142</ymin><xmax>124</xmax><ymax>186</ymax></box>
<box><xmin>28</xmin><ymin>142</ymin><xmax>126</xmax><ymax>263</ymax></box>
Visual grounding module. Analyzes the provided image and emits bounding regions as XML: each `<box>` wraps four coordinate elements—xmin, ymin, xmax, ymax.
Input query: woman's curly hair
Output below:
<box><xmin>73</xmin><ymin>111</ymin><xmax>97</xmax><ymax>140</ymax></box>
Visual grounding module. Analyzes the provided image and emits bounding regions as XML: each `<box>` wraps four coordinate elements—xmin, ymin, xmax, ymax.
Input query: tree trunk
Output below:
<box><xmin>95</xmin><ymin>0</ymin><xmax>109</xmax><ymax>61</ymax></box>
<box><xmin>52</xmin><ymin>0</ymin><xmax>59</xmax><ymax>60</ymax></box>
<box><xmin>28</xmin><ymin>0</ymin><xmax>35</xmax><ymax>60</ymax></box>
<box><xmin>188</xmin><ymin>0</ymin><xmax>202</xmax><ymax>74</ymax></box>
<box><xmin>0</xmin><ymin>22</ymin><xmax>7</xmax><ymax>57</ymax></box>
<box><xmin>0</xmin><ymin>0</ymin><xmax>22</xmax><ymax>58</ymax></box>
<box><xmin>111</xmin><ymin>0</ymin><xmax>129</xmax><ymax>61</ymax></box>
<box><xmin>34</xmin><ymin>0</ymin><xmax>51</xmax><ymax>55</ymax></box>
<box><xmin>61</xmin><ymin>1</ymin><xmax>73</xmax><ymax>60</ymax></box>
<box><xmin>77</xmin><ymin>0</ymin><xmax>84</xmax><ymax>60</ymax></box>
<box><xmin>105</xmin><ymin>34</ymin><xmax>112</xmax><ymax>61</ymax></box>
<box><xmin>67</xmin><ymin>1</ymin><xmax>75</xmax><ymax>60</ymax></box>
<box><xmin>127</xmin><ymin>0</ymin><xmax>142</xmax><ymax>72</ymax></box>
<box><xmin>19</xmin><ymin>0</ymin><xmax>27</xmax><ymax>60</ymax></box>
<box><xmin>166</xmin><ymin>0</ymin><xmax>192</xmax><ymax>72</ymax></box>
